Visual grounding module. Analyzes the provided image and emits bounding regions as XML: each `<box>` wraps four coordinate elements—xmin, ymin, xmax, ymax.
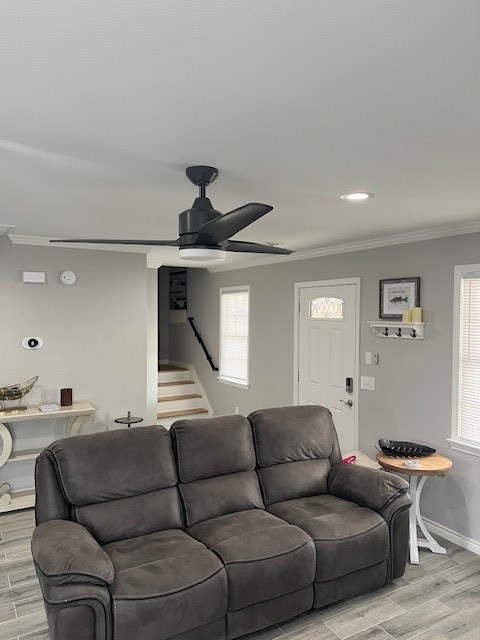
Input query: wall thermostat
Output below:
<box><xmin>22</xmin><ymin>336</ymin><xmax>44</xmax><ymax>350</ymax></box>
<box><xmin>59</xmin><ymin>270</ymin><xmax>76</xmax><ymax>285</ymax></box>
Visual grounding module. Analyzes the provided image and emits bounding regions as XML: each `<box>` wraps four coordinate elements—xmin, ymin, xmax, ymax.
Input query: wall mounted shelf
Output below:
<box><xmin>368</xmin><ymin>321</ymin><xmax>426</xmax><ymax>340</ymax></box>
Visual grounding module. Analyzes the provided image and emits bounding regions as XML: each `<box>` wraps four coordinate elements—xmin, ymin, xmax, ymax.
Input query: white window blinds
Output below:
<box><xmin>219</xmin><ymin>287</ymin><xmax>249</xmax><ymax>386</ymax></box>
<box><xmin>457</xmin><ymin>273</ymin><xmax>480</xmax><ymax>445</ymax></box>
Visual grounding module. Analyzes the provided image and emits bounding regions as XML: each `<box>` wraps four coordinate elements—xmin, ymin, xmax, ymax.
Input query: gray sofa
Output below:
<box><xmin>32</xmin><ymin>406</ymin><xmax>411</xmax><ymax>640</ymax></box>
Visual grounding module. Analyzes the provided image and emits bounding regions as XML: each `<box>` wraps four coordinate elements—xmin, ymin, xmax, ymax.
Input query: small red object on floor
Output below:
<box><xmin>342</xmin><ymin>455</ymin><xmax>357</xmax><ymax>464</ymax></box>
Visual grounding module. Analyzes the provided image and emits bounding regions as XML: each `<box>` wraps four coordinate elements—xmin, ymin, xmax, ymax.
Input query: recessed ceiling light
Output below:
<box><xmin>340</xmin><ymin>192</ymin><xmax>375</xmax><ymax>201</ymax></box>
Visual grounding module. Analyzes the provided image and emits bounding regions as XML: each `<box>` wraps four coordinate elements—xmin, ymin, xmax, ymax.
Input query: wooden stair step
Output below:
<box><xmin>158</xmin><ymin>380</ymin><xmax>194</xmax><ymax>387</ymax></box>
<box><xmin>157</xmin><ymin>394</ymin><xmax>202</xmax><ymax>403</ymax></box>
<box><xmin>157</xmin><ymin>408</ymin><xmax>209</xmax><ymax>418</ymax></box>
<box><xmin>158</xmin><ymin>364</ymin><xmax>188</xmax><ymax>372</ymax></box>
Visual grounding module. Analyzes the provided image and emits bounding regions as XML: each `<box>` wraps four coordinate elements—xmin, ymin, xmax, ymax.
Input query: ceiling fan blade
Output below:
<box><xmin>223</xmin><ymin>240</ymin><xmax>293</xmax><ymax>255</ymax></box>
<box><xmin>196</xmin><ymin>203</ymin><xmax>273</xmax><ymax>245</ymax></box>
<box><xmin>49</xmin><ymin>238</ymin><xmax>180</xmax><ymax>246</ymax></box>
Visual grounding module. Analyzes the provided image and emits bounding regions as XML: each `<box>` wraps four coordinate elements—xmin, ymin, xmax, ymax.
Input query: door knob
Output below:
<box><xmin>340</xmin><ymin>399</ymin><xmax>353</xmax><ymax>407</ymax></box>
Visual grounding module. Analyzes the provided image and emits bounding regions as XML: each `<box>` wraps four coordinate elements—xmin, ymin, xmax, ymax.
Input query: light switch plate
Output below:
<box><xmin>365</xmin><ymin>352</ymin><xmax>372</xmax><ymax>365</ymax></box>
<box><xmin>361</xmin><ymin>376</ymin><xmax>375</xmax><ymax>391</ymax></box>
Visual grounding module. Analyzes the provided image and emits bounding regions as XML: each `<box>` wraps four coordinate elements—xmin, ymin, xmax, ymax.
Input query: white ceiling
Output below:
<box><xmin>1</xmin><ymin>1</ymin><xmax>479</xmax><ymax>269</ymax></box>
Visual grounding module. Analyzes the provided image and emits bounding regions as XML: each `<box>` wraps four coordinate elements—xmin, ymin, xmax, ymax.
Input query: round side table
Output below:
<box><xmin>114</xmin><ymin>411</ymin><xmax>143</xmax><ymax>428</ymax></box>
<box><xmin>376</xmin><ymin>452</ymin><xmax>452</xmax><ymax>565</ymax></box>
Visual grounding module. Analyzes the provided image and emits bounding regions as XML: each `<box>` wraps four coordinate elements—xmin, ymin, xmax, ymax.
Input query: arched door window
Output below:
<box><xmin>309</xmin><ymin>297</ymin><xmax>344</xmax><ymax>320</ymax></box>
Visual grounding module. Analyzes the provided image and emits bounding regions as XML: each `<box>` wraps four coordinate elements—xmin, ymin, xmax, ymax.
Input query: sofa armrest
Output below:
<box><xmin>40</xmin><ymin>582</ymin><xmax>113</xmax><ymax>640</ymax></box>
<box><xmin>32</xmin><ymin>519</ymin><xmax>114</xmax><ymax>588</ymax></box>
<box><xmin>328</xmin><ymin>463</ymin><xmax>412</xmax><ymax>582</ymax></box>
<box><xmin>328</xmin><ymin>463</ymin><xmax>410</xmax><ymax>513</ymax></box>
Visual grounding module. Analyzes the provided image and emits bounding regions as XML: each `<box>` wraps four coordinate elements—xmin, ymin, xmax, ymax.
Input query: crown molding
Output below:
<box><xmin>207</xmin><ymin>220</ymin><xmax>480</xmax><ymax>272</ymax></box>
<box><xmin>8</xmin><ymin>234</ymin><xmax>51</xmax><ymax>246</ymax></box>
<box><xmin>0</xmin><ymin>225</ymin><xmax>15</xmax><ymax>236</ymax></box>
<box><xmin>7</xmin><ymin>234</ymin><xmax>150</xmax><ymax>254</ymax></box>
<box><xmin>454</xmin><ymin>220</ymin><xmax>480</xmax><ymax>235</ymax></box>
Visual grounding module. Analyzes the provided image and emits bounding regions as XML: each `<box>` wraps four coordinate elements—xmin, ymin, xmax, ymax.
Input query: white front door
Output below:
<box><xmin>296</xmin><ymin>281</ymin><xmax>358</xmax><ymax>453</ymax></box>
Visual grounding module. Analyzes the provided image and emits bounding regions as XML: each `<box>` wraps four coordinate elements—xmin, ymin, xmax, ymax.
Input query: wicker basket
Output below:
<box><xmin>0</xmin><ymin>376</ymin><xmax>39</xmax><ymax>413</ymax></box>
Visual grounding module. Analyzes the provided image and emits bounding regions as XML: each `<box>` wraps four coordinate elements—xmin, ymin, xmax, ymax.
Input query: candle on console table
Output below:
<box><xmin>60</xmin><ymin>388</ymin><xmax>73</xmax><ymax>406</ymax></box>
<box><xmin>402</xmin><ymin>309</ymin><xmax>412</xmax><ymax>323</ymax></box>
<box><xmin>411</xmin><ymin>307</ymin><xmax>423</xmax><ymax>323</ymax></box>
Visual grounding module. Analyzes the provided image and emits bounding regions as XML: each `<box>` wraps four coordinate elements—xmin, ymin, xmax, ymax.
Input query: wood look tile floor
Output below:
<box><xmin>1</xmin><ymin>509</ymin><xmax>479</xmax><ymax>640</ymax></box>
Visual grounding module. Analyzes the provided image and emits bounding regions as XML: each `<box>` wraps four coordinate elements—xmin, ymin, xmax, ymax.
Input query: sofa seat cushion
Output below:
<box><xmin>103</xmin><ymin>529</ymin><xmax>227</xmax><ymax>640</ymax></box>
<box><xmin>187</xmin><ymin>509</ymin><xmax>315</xmax><ymax>611</ymax></box>
<box><xmin>267</xmin><ymin>495</ymin><xmax>389</xmax><ymax>582</ymax></box>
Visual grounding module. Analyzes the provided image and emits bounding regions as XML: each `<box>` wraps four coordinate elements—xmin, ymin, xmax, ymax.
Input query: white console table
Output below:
<box><xmin>0</xmin><ymin>402</ymin><xmax>95</xmax><ymax>513</ymax></box>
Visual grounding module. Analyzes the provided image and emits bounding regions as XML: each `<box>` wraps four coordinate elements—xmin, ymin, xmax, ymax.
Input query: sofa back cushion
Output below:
<box><xmin>45</xmin><ymin>426</ymin><xmax>183</xmax><ymax>543</ymax></box>
<box><xmin>35</xmin><ymin>450</ymin><xmax>71</xmax><ymax>525</ymax></box>
<box><xmin>248</xmin><ymin>405</ymin><xmax>342</xmax><ymax>505</ymax></box>
<box><xmin>171</xmin><ymin>415</ymin><xmax>264</xmax><ymax>526</ymax></box>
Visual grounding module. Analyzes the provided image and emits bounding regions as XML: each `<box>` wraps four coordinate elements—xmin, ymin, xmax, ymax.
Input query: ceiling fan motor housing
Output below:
<box><xmin>179</xmin><ymin>197</ymin><xmax>221</xmax><ymax>240</ymax></box>
<box><xmin>179</xmin><ymin>166</ymin><xmax>222</xmax><ymax>245</ymax></box>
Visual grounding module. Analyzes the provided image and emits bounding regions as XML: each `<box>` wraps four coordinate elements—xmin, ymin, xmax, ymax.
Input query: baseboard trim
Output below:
<box><xmin>423</xmin><ymin>517</ymin><xmax>480</xmax><ymax>556</ymax></box>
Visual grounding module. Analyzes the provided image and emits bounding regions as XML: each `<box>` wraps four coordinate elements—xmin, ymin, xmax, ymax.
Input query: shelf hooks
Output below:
<box><xmin>368</xmin><ymin>321</ymin><xmax>426</xmax><ymax>340</ymax></box>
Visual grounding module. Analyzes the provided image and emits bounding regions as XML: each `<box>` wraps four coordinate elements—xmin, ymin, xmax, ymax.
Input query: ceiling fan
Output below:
<box><xmin>50</xmin><ymin>165</ymin><xmax>293</xmax><ymax>261</ymax></box>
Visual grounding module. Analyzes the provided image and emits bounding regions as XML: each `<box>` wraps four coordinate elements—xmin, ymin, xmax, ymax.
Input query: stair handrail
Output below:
<box><xmin>187</xmin><ymin>317</ymin><xmax>219</xmax><ymax>372</ymax></box>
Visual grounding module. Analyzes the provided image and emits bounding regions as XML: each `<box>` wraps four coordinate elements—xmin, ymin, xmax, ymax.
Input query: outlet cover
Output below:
<box><xmin>361</xmin><ymin>376</ymin><xmax>375</xmax><ymax>391</ymax></box>
<box><xmin>365</xmin><ymin>352</ymin><xmax>372</xmax><ymax>365</ymax></box>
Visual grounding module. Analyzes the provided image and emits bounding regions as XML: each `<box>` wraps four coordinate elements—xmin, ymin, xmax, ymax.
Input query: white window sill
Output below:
<box><xmin>447</xmin><ymin>438</ymin><xmax>480</xmax><ymax>458</ymax></box>
<box><xmin>217</xmin><ymin>377</ymin><xmax>250</xmax><ymax>390</ymax></box>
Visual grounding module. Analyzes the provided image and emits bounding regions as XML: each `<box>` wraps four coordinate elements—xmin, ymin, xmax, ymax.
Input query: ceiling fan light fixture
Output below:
<box><xmin>178</xmin><ymin>247</ymin><xmax>226</xmax><ymax>261</ymax></box>
<box><xmin>340</xmin><ymin>192</ymin><xmax>375</xmax><ymax>201</ymax></box>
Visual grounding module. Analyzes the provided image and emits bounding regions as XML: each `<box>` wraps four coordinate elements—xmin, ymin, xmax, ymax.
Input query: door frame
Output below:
<box><xmin>293</xmin><ymin>277</ymin><xmax>361</xmax><ymax>451</ymax></box>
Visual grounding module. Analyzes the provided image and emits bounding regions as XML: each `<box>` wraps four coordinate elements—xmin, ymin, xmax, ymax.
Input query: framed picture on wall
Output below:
<box><xmin>379</xmin><ymin>277</ymin><xmax>420</xmax><ymax>319</ymax></box>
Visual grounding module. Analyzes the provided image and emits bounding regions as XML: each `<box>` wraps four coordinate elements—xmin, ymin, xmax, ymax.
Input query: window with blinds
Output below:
<box><xmin>219</xmin><ymin>286</ymin><xmax>250</xmax><ymax>387</ymax></box>
<box><xmin>450</xmin><ymin>265</ymin><xmax>480</xmax><ymax>456</ymax></box>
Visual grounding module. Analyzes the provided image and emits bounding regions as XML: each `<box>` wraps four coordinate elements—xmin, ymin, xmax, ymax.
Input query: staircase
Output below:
<box><xmin>157</xmin><ymin>364</ymin><xmax>211</xmax><ymax>428</ymax></box>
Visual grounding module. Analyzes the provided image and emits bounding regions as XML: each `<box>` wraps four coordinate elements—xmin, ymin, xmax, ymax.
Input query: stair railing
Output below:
<box><xmin>187</xmin><ymin>317</ymin><xmax>219</xmax><ymax>372</ymax></box>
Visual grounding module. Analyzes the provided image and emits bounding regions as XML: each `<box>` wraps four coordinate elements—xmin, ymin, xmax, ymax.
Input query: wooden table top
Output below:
<box><xmin>376</xmin><ymin>452</ymin><xmax>452</xmax><ymax>476</ymax></box>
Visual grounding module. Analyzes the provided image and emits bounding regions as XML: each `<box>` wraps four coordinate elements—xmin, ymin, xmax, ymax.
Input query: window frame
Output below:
<box><xmin>218</xmin><ymin>285</ymin><xmax>250</xmax><ymax>389</ymax></box>
<box><xmin>448</xmin><ymin>264</ymin><xmax>480</xmax><ymax>458</ymax></box>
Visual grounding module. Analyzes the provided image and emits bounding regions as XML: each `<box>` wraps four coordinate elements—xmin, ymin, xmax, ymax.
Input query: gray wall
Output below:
<box><xmin>170</xmin><ymin>232</ymin><xmax>480</xmax><ymax>544</ymax></box>
<box><xmin>146</xmin><ymin>268</ymin><xmax>158</xmax><ymax>424</ymax></box>
<box><xmin>158</xmin><ymin>267</ymin><xmax>170</xmax><ymax>360</ymax></box>
<box><xmin>0</xmin><ymin>237</ymin><xmax>150</xmax><ymax>489</ymax></box>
